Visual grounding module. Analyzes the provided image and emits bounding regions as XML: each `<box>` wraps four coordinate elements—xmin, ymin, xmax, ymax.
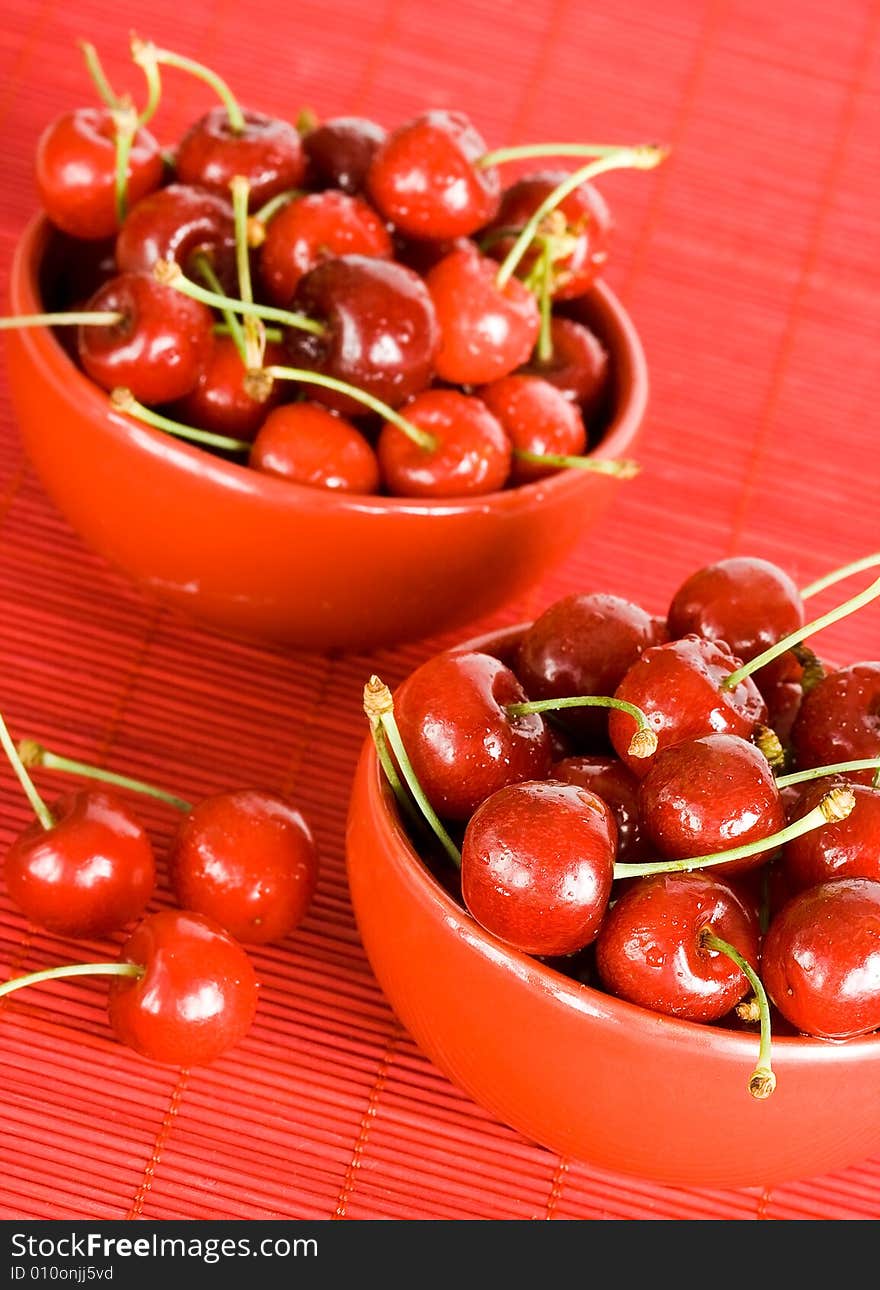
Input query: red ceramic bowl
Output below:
<box><xmin>3</xmin><ymin>215</ymin><xmax>647</xmax><ymax>653</ymax></box>
<box><xmin>345</xmin><ymin>624</ymin><xmax>880</xmax><ymax>1189</ymax></box>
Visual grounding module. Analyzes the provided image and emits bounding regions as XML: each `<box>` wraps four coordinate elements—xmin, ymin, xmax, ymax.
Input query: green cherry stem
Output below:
<box><xmin>215</xmin><ymin>321</ymin><xmax>283</xmax><ymax>344</ymax></box>
<box><xmin>722</xmin><ymin>573</ymin><xmax>880</xmax><ymax>692</ymax></box>
<box><xmin>478</xmin><ymin>141</ymin><xmax>648</xmax><ymax>168</ymax></box>
<box><xmin>0</xmin><ymin>712</ymin><xmax>54</xmax><ymax>830</ymax></box>
<box><xmin>776</xmin><ymin>757</ymin><xmax>880</xmax><ymax>789</ymax></box>
<box><xmin>363</xmin><ymin>676</ymin><xmax>462</xmax><ymax>869</ymax></box>
<box><xmin>249</xmin><ymin>189</ymin><xmax>307</xmax><ymax>241</ymax></box>
<box><xmin>701</xmin><ymin>930</ymin><xmax>776</xmax><ymax>1101</ymax></box>
<box><xmin>79</xmin><ymin>40</ymin><xmax>123</xmax><ymax>109</ymax></box>
<box><xmin>131</xmin><ymin>38</ymin><xmax>245</xmax><ymax>133</ymax></box>
<box><xmin>495</xmin><ymin>144</ymin><xmax>668</xmax><ymax>289</ymax></box>
<box><xmin>505</xmin><ymin>695</ymin><xmax>658</xmax><ymax>760</ymax></box>
<box><xmin>110</xmin><ymin>388</ymin><xmax>252</xmax><ymax>454</ymax></box>
<box><xmin>0</xmin><ymin>961</ymin><xmax>143</xmax><ymax>1003</ymax></box>
<box><xmin>262</xmin><ymin>366</ymin><xmax>438</xmax><ymax>451</ymax></box>
<box><xmin>112</xmin><ymin>105</ymin><xmax>138</xmax><ymax>226</ymax></box>
<box><xmin>230</xmin><ymin>175</ymin><xmax>265</xmax><ymax>369</ymax></box>
<box><xmin>17</xmin><ymin>738</ymin><xmax>192</xmax><ymax>813</ymax></box>
<box><xmin>362</xmin><ymin>698</ymin><xmax>424</xmax><ymax>833</ymax></box>
<box><xmin>153</xmin><ymin>259</ymin><xmax>326</xmax><ymax>338</ymax></box>
<box><xmin>512</xmin><ymin>450</ymin><xmax>640</xmax><ymax>478</ymax></box>
<box><xmin>800</xmin><ymin>552</ymin><xmax>880</xmax><ymax>600</ymax></box>
<box><xmin>614</xmin><ymin>786</ymin><xmax>855</xmax><ymax>880</ymax></box>
<box><xmin>0</xmin><ymin>311</ymin><xmax>123</xmax><ymax>330</ymax></box>
<box><xmin>194</xmin><ymin>253</ymin><xmax>248</xmax><ymax>365</ymax></box>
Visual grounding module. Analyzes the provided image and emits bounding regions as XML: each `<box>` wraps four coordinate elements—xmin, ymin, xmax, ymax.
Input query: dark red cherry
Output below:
<box><xmin>477</xmin><ymin>374</ymin><xmax>586</xmax><ymax>483</ymax></box>
<box><xmin>609</xmin><ymin>635</ymin><xmax>768</xmax><ymax>777</ymax></box>
<box><xmin>171</xmin><ymin>335</ymin><xmax>284</xmax><ymax>440</ymax></box>
<box><xmin>250</xmin><ymin>401</ymin><xmax>380</xmax><ymax>493</ymax></box>
<box><xmin>115</xmin><ymin>182</ymin><xmax>237</xmax><ymax>291</ymax></box>
<box><xmin>393</xmin><ymin>649</ymin><xmax>552</xmax><ymax>822</ymax></box>
<box><xmin>520</xmin><ymin>315</ymin><xmax>609</xmax><ymax>418</ymax></box>
<box><xmin>552</xmin><ymin>755</ymin><xmax>645</xmax><ymax>865</ymax></box>
<box><xmin>790</xmin><ymin>663</ymin><xmax>880</xmax><ymax>786</ymax></box>
<box><xmin>377</xmin><ymin>389</ymin><xmax>511</xmax><ymax>498</ymax></box>
<box><xmin>762</xmin><ymin>878</ymin><xmax>880</xmax><ymax>1039</ymax></box>
<box><xmin>174</xmin><ymin>107</ymin><xmax>306</xmax><ymax>209</ymax></box>
<box><xmin>595</xmin><ymin>871</ymin><xmax>760</xmax><ymax>1022</ymax></box>
<box><xmin>35</xmin><ymin>107</ymin><xmax>163</xmax><ymax>241</ymax></box>
<box><xmin>257</xmin><ymin>190</ymin><xmax>392</xmax><ymax>306</ymax></box>
<box><xmin>302</xmin><ymin>116</ymin><xmax>387</xmax><ymax>195</ymax></box>
<box><xmin>78</xmin><ymin>273</ymin><xmax>214</xmax><ymax>405</ymax></box>
<box><xmin>782</xmin><ymin>780</ymin><xmax>880</xmax><ymax>892</ymax></box>
<box><xmin>460</xmin><ymin>779</ymin><xmax>617</xmax><ymax>956</ymax></box>
<box><xmin>285</xmin><ymin>254</ymin><xmax>439</xmax><ymax>415</ymax></box>
<box><xmin>366</xmin><ymin>109</ymin><xmax>500</xmax><ymax>239</ymax></box>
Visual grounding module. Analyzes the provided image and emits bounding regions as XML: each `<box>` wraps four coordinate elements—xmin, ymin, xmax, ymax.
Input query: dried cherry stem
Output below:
<box><xmin>230</xmin><ymin>175</ymin><xmax>264</xmax><ymax>369</ymax></box>
<box><xmin>754</xmin><ymin>724</ymin><xmax>785</xmax><ymax>771</ymax></box>
<box><xmin>193</xmin><ymin>253</ymin><xmax>247</xmax><ymax>365</ymax></box>
<box><xmin>0</xmin><ymin>961</ymin><xmax>142</xmax><ymax>1003</ymax></box>
<box><xmin>614</xmin><ymin>786</ymin><xmax>854</xmax><ymax>880</ymax></box>
<box><xmin>722</xmin><ymin>573</ymin><xmax>880</xmax><ymax>692</ymax></box>
<box><xmin>261</xmin><ymin>366</ymin><xmax>437</xmax><ymax>451</ymax></box>
<box><xmin>800</xmin><ymin>551</ymin><xmax>880</xmax><ymax>600</ymax></box>
<box><xmin>0</xmin><ymin>311</ymin><xmax>123</xmax><ymax>330</ymax></box>
<box><xmin>700</xmin><ymin>929</ymin><xmax>776</xmax><ymax>1101</ymax></box>
<box><xmin>776</xmin><ymin>757</ymin><xmax>880</xmax><ymax>789</ymax></box>
<box><xmin>495</xmin><ymin>144</ymin><xmax>668</xmax><ymax>288</ymax></box>
<box><xmin>363</xmin><ymin>676</ymin><xmax>462</xmax><ymax>868</ymax></box>
<box><xmin>512</xmin><ymin>450</ymin><xmax>640</xmax><ymax>478</ymax></box>
<box><xmin>131</xmin><ymin>38</ymin><xmax>245</xmax><ymax>133</ymax></box>
<box><xmin>18</xmin><ymin>739</ymin><xmax>192</xmax><ymax>813</ymax></box>
<box><xmin>0</xmin><ymin>712</ymin><xmax>54</xmax><ymax>831</ymax></box>
<box><xmin>154</xmin><ymin>259</ymin><xmax>326</xmax><ymax>338</ymax></box>
<box><xmin>110</xmin><ymin>388</ymin><xmax>252</xmax><ymax>454</ymax></box>
<box><xmin>479</xmin><ymin>141</ymin><xmax>652</xmax><ymax>168</ymax></box>
<box><xmin>504</xmin><ymin>695</ymin><xmax>657</xmax><ymax>759</ymax></box>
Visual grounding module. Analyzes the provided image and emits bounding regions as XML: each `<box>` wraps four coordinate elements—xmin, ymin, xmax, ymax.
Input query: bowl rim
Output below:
<box><xmin>359</xmin><ymin>620</ymin><xmax>880</xmax><ymax>1063</ymax></box>
<box><xmin>9</xmin><ymin>211</ymin><xmax>648</xmax><ymax>518</ymax></box>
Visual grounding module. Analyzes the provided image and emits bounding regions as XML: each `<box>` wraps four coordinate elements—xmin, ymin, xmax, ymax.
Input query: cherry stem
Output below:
<box><xmin>800</xmin><ymin>551</ymin><xmax>880</xmax><ymax>600</ymax></box>
<box><xmin>215</xmin><ymin>321</ymin><xmax>283</xmax><ymax>344</ymax></box>
<box><xmin>154</xmin><ymin>259</ymin><xmax>327</xmax><ymax>338</ymax></box>
<box><xmin>512</xmin><ymin>450</ymin><xmax>640</xmax><ymax>479</ymax></box>
<box><xmin>495</xmin><ymin>144</ymin><xmax>667</xmax><ymax>288</ymax></box>
<box><xmin>364</xmin><ymin>708</ymin><xmax>426</xmax><ymax>834</ymax></box>
<box><xmin>535</xmin><ymin>242</ymin><xmax>554</xmax><ymax>364</ymax></box>
<box><xmin>0</xmin><ymin>961</ymin><xmax>143</xmax><ymax>1002</ymax></box>
<box><xmin>776</xmin><ymin>757</ymin><xmax>880</xmax><ymax>789</ymax></box>
<box><xmin>614</xmin><ymin>786</ymin><xmax>855</xmax><ymax>880</ymax></box>
<box><xmin>263</xmin><ymin>366</ymin><xmax>438</xmax><ymax>451</ymax></box>
<box><xmin>0</xmin><ymin>711</ymin><xmax>54</xmax><ymax>831</ymax></box>
<box><xmin>18</xmin><ymin>739</ymin><xmax>192</xmax><ymax>813</ymax></box>
<box><xmin>505</xmin><ymin>695</ymin><xmax>657</xmax><ymax>760</ymax></box>
<box><xmin>231</xmin><ymin>176</ymin><xmax>265</xmax><ymax>370</ymax></box>
<box><xmin>479</xmin><ymin>142</ymin><xmax>648</xmax><ymax>168</ymax></box>
<box><xmin>722</xmin><ymin>573</ymin><xmax>880</xmax><ymax>691</ymax></box>
<box><xmin>131</xmin><ymin>38</ymin><xmax>245</xmax><ymax>134</ymax></box>
<box><xmin>251</xmin><ymin>188</ymin><xmax>306</xmax><ymax>231</ymax></box>
<box><xmin>194</xmin><ymin>254</ymin><xmax>248</xmax><ymax>366</ymax></box>
<box><xmin>754</xmin><ymin>724</ymin><xmax>785</xmax><ymax>771</ymax></box>
<box><xmin>112</xmin><ymin>106</ymin><xmax>137</xmax><ymax>226</ymax></box>
<box><xmin>110</xmin><ymin>388</ymin><xmax>252</xmax><ymax>454</ymax></box>
<box><xmin>363</xmin><ymin>676</ymin><xmax>462</xmax><ymax>869</ymax></box>
<box><xmin>700</xmin><ymin>930</ymin><xmax>776</xmax><ymax>1101</ymax></box>
<box><xmin>79</xmin><ymin>40</ymin><xmax>123</xmax><ymax>109</ymax></box>
<box><xmin>0</xmin><ymin>311</ymin><xmax>124</xmax><ymax>330</ymax></box>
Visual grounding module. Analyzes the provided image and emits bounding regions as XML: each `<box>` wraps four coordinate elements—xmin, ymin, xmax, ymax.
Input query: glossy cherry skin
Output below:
<box><xmin>520</xmin><ymin>315</ymin><xmax>610</xmax><ymax>418</ymax></box>
<box><xmin>286</xmin><ymin>254</ymin><xmax>439</xmax><ymax>415</ymax></box>
<box><xmin>302</xmin><ymin>116</ymin><xmax>387</xmax><ymax>195</ymax></box>
<box><xmin>791</xmin><ymin>663</ymin><xmax>880</xmax><ymax>786</ymax></box>
<box><xmin>78</xmin><ymin>272</ymin><xmax>214</xmax><ymax>405</ymax></box>
<box><xmin>393</xmin><ymin>649</ymin><xmax>552</xmax><ymax>822</ymax></box>
<box><xmin>257</xmin><ymin>190</ymin><xmax>392</xmax><ymax>306</ymax></box>
<box><xmin>595</xmin><ymin>871</ymin><xmax>760</xmax><ymax>1021</ymax></box>
<box><xmin>366</xmin><ymin>109</ymin><xmax>501</xmax><ymax>239</ymax></box>
<box><xmin>174</xmin><ymin>107</ymin><xmax>306</xmax><ymax>209</ymax></box>
<box><xmin>637</xmin><ymin>733</ymin><xmax>785</xmax><ymax>874</ymax></box>
<box><xmin>35</xmin><ymin>107</ymin><xmax>164</xmax><ymax>241</ymax></box>
<box><xmin>485</xmin><ymin>171</ymin><xmax>612</xmax><ymax>299</ymax></box>
<box><xmin>514</xmin><ymin>592</ymin><xmax>660</xmax><ymax>747</ymax></box>
<box><xmin>425</xmin><ymin>244</ymin><xmax>540</xmax><ymax>385</ymax></box>
<box><xmin>762</xmin><ymin>878</ymin><xmax>880</xmax><ymax>1039</ymax></box>
<box><xmin>250</xmin><ymin>401</ymin><xmax>381</xmax><ymax>493</ymax></box>
<box><xmin>172</xmin><ymin>335</ymin><xmax>284</xmax><ymax>440</ymax></box>
<box><xmin>461</xmin><ymin>779</ymin><xmax>617</xmax><ymax>956</ymax></box>
<box><xmin>167</xmin><ymin>789</ymin><xmax>318</xmax><ymax>945</ymax></box>
<box><xmin>377</xmin><ymin>389</ymin><xmax>511</xmax><ymax>498</ymax></box>
<box><xmin>108</xmin><ymin>909</ymin><xmax>259</xmax><ymax>1065</ymax></box>
<box><xmin>115</xmin><ymin>183</ymin><xmax>237</xmax><ymax>291</ymax></box>
<box><xmin>4</xmin><ymin>789</ymin><xmax>155</xmax><ymax>939</ymax></box>
<box><xmin>782</xmin><ymin>781</ymin><xmax>880</xmax><ymax>892</ymax></box>
<box><xmin>477</xmin><ymin>374</ymin><xmax>586</xmax><ymax>484</ymax></box>
<box><xmin>609</xmin><ymin>635</ymin><xmax>769</xmax><ymax>777</ymax></box>
<box><xmin>552</xmin><ymin>755</ymin><xmax>645</xmax><ymax>865</ymax></box>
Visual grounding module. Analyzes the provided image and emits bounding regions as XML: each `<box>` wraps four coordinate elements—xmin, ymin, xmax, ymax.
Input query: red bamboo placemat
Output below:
<box><xmin>0</xmin><ymin>0</ymin><xmax>879</xmax><ymax>1222</ymax></box>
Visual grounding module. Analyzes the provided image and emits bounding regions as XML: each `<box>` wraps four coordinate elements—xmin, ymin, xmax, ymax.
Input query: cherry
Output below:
<box><xmin>637</xmin><ymin>733</ymin><xmax>785</xmax><ymax>873</ymax></box>
<box><xmin>77</xmin><ymin>272</ymin><xmax>214</xmax><ymax>405</ymax></box>
<box><xmin>762</xmin><ymin>878</ymin><xmax>880</xmax><ymax>1039</ymax></box>
<box><xmin>477</xmin><ymin>375</ymin><xmax>586</xmax><ymax>484</ymax></box>
<box><xmin>171</xmin><ymin>334</ymin><xmax>284</xmax><ymax>441</ymax></box>
<box><xmin>460</xmin><ymin>779</ymin><xmax>616</xmax><ymax>956</ymax></box>
<box><xmin>302</xmin><ymin>116</ymin><xmax>387</xmax><ymax>195</ymax></box>
<box><xmin>377</xmin><ymin>389</ymin><xmax>511</xmax><ymax>498</ymax></box>
<box><xmin>35</xmin><ymin>107</ymin><xmax>163</xmax><ymax>241</ymax></box>
<box><xmin>780</xmin><ymin>779</ymin><xmax>880</xmax><ymax>892</ymax></box>
<box><xmin>552</xmin><ymin>755</ymin><xmax>645</xmax><ymax>864</ymax></box>
<box><xmin>366</xmin><ymin>109</ymin><xmax>501</xmax><ymax>239</ymax></box>
<box><xmin>115</xmin><ymin>182</ymin><xmax>237</xmax><ymax>291</ymax></box>
<box><xmin>790</xmin><ymin>663</ymin><xmax>880</xmax><ymax>785</ymax></box>
<box><xmin>174</xmin><ymin>107</ymin><xmax>306</xmax><ymax>210</ymax></box>
<box><xmin>284</xmin><ymin>254</ymin><xmax>439</xmax><ymax>414</ymax></box>
<box><xmin>424</xmin><ymin>243</ymin><xmax>540</xmax><ymax>385</ymax></box>
<box><xmin>519</xmin><ymin>314</ymin><xmax>610</xmax><ymax>417</ymax></box>
<box><xmin>250</xmin><ymin>401</ymin><xmax>381</xmax><ymax>493</ymax></box>
<box><xmin>257</xmin><ymin>190</ymin><xmax>393</xmax><ymax>306</ymax></box>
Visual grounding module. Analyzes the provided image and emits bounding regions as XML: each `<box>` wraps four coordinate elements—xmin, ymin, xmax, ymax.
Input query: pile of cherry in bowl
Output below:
<box><xmin>14</xmin><ymin>35</ymin><xmax>665</xmax><ymax>498</ymax></box>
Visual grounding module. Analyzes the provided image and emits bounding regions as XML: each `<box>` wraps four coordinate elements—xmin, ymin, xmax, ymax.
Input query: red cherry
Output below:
<box><xmin>77</xmin><ymin>272</ymin><xmax>214</xmax><ymax>405</ymax></box>
<box><xmin>762</xmin><ymin>878</ymin><xmax>880</xmax><ymax>1039</ymax></box>
<box><xmin>302</xmin><ymin>116</ymin><xmax>387</xmax><ymax>195</ymax></box>
<box><xmin>366</xmin><ymin>109</ymin><xmax>501</xmax><ymax>239</ymax></box>
<box><xmin>250</xmin><ymin>401</ymin><xmax>381</xmax><ymax>493</ymax></box>
<box><xmin>520</xmin><ymin>315</ymin><xmax>609</xmax><ymax>417</ymax></box>
<box><xmin>790</xmin><ymin>663</ymin><xmax>880</xmax><ymax>786</ymax></box>
<box><xmin>171</xmin><ymin>335</ymin><xmax>284</xmax><ymax>440</ymax></box>
<box><xmin>115</xmin><ymin>182</ymin><xmax>237</xmax><ymax>290</ymax></box>
<box><xmin>477</xmin><ymin>374</ymin><xmax>586</xmax><ymax>483</ymax></box>
<box><xmin>460</xmin><ymin>779</ymin><xmax>617</xmax><ymax>956</ymax></box>
<box><xmin>393</xmin><ymin>649</ymin><xmax>552</xmax><ymax>822</ymax></box>
<box><xmin>552</xmin><ymin>755</ymin><xmax>646</xmax><ymax>865</ymax></box>
<box><xmin>425</xmin><ymin>244</ymin><xmax>540</xmax><ymax>385</ymax></box>
<box><xmin>595</xmin><ymin>871</ymin><xmax>760</xmax><ymax>1022</ymax></box>
<box><xmin>4</xmin><ymin>788</ymin><xmax>155</xmax><ymax>939</ymax></box>
<box><xmin>35</xmin><ymin>107</ymin><xmax>163</xmax><ymax>241</ymax></box>
<box><xmin>377</xmin><ymin>389</ymin><xmax>511</xmax><ymax>499</ymax></box>
<box><xmin>257</xmin><ymin>190</ymin><xmax>393</xmax><ymax>306</ymax></box>
<box><xmin>108</xmin><ymin>909</ymin><xmax>259</xmax><ymax>1064</ymax></box>
<box><xmin>781</xmin><ymin>780</ymin><xmax>880</xmax><ymax>892</ymax></box>
<box><xmin>174</xmin><ymin>107</ymin><xmax>306</xmax><ymax>209</ymax></box>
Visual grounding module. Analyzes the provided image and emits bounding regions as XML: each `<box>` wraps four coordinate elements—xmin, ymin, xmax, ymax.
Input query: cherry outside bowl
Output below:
<box><xmin>345</xmin><ymin>623</ymin><xmax>880</xmax><ymax>1190</ymax></box>
<box><xmin>4</xmin><ymin>215</ymin><xmax>647</xmax><ymax>653</ymax></box>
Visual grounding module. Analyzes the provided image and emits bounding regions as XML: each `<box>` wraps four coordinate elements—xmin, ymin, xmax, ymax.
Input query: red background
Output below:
<box><xmin>0</xmin><ymin>0</ymin><xmax>879</xmax><ymax>1220</ymax></box>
